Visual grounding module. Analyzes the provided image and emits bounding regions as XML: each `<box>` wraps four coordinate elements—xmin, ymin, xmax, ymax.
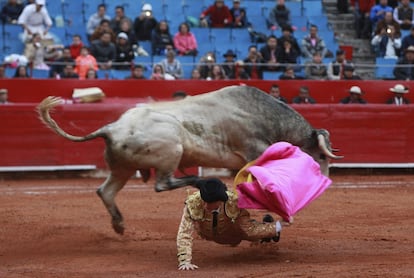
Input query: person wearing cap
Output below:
<box><xmin>199</xmin><ymin>0</ymin><xmax>233</xmax><ymax>28</ymax></box>
<box><xmin>114</xmin><ymin>32</ymin><xmax>134</xmax><ymax>70</ymax></box>
<box><xmin>133</xmin><ymin>3</ymin><xmax>158</xmax><ymax>42</ymax></box>
<box><xmin>327</xmin><ymin>49</ymin><xmax>347</xmax><ymax>80</ymax></box>
<box><xmin>292</xmin><ymin>86</ymin><xmax>316</xmax><ymax>104</ymax></box>
<box><xmin>176</xmin><ymin>178</ymin><xmax>283</xmax><ymax>271</ymax></box>
<box><xmin>221</xmin><ymin>49</ymin><xmax>237</xmax><ymax>78</ymax></box>
<box><xmin>386</xmin><ymin>84</ymin><xmax>410</xmax><ymax>104</ymax></box>
<box><xmin>230</xmin><ymin>0</ymin><xmax>248</xmax><ymax>28</ymax></box>
<box><xmin>0</xmin><ymin>89</ymin><xmax>10</xmax><ymax>104</ymax></box>
<box><xmin>86</xmin><ymin>4</ymin><xmax>111</xmax><ymax>40</ymax></box>
<box><xmin>340</xmin><ymin>86</ymin><xmax>367</xmax><ymax>104</ymax></box>
<box><xmin>393</xmin><ymin>45</ymin><xmax>414</xmax><ymax>80</ymax></box>
<box><xmin>342</xmin><ymin>63</ymin><xmax>362</xmax><ymax>80</ymax></box>
<box><xmin>17</xmin><ymin>0</ymin><xmax>52</xmax><ymax>42</ymax></box>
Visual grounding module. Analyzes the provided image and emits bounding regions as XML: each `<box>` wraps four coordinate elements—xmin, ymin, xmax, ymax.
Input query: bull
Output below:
<box><xmin>37</xmin><ymin>85</ymin><xmax>342</xmax><ymax>234</ymax></box>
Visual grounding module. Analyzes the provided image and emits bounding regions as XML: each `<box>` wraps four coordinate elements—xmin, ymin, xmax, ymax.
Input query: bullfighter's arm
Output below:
<box><xmin>177</xmin><ymin>206</ymin><xmax>198</xmax><ymax>270</ymax></box>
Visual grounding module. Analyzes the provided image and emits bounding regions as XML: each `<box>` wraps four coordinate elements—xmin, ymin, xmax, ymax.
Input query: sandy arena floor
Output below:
<box><xmin>0</xmin><ymin>173</ymin><xmax>413</xmax><ymax>278</ymax></box>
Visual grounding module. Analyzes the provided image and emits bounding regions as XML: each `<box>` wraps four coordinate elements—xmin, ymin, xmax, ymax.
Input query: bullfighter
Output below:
<box><xmin>176</xmin><ymin>177</ymin><xmax>282</xmax><ymax>270</ymax></box>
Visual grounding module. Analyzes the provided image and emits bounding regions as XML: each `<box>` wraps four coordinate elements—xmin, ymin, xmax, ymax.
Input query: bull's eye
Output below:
<box><xmin>320</xmin><ymin>154</ymin><xmax>326</xmax><ymax>160</ymax></box>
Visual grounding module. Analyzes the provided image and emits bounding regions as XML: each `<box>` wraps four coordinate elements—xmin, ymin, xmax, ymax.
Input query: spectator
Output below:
<box><xmin>90</xmin><ymin>31</ymin><xmax>116</xmax><ymax>70</ymax></box>
<box><xmin>301</xmin><ymin>24</ymin><xmax>328</xmax><ymax>59</ymax></box>
<box><xmin>86</xmin><ymin>4</ymin><xmax>110</xmax><ymax>41</ymax></box>
<box><xmin>243</xmin><ymin>45</ymin><xmax>265</xmax><ymax>79</ymax></box>
<box><xmin>350</xmin><ymin>0</ymin><xmax>375</xmax><ymax>39</ymax></box>
<box><xmin>278</xmin><ymin>39</ymin><xmax>300</xmax><ymax>70</ymax></box>
<box><xmin>74</xmin><ymin>46</ymin><xmax>99</xmax><ymax>79</ymax></box>
<box><xmin>85</xmin><ymin>68</ymin><xmax>98</xmax><ymax>79</ymax></box>
<box><xmin>292</xmin><ymin>86</ymin><xmax>316</xmax><ymax>104</ymax></box>
<box><xmin>159</xmin><ymin>50</ymin><xmax>183</xmax><ymax>79</ymax></box>
<box><xmin>49</xmin><ymin>47</ymin><xmax>74</xmax><ymax>78</ymax></box>
<box><xmin>172</xmin><ymin>91</ymin><xmax>188</xmax><ymax>100</ymax></box>
<box><xmin>125</xmin><ymin>64</ymin><xmax>146</xmax><ymax>79</ymax></box>
<box><xmin>230</xmin><ymin>0</ymin><xmax>248</xmax><ymax>28</ymax></box>
<box><xmin>279</xmin><ymin>65</ymin><xmax>304</xmax><ymax>80</ymax></box>
<box><xmin>229</xmin><ymin>60</ymin><xmax>249</xmax><ymax>79</ymax></box>
<box><xmin>386</xmin><ymin>84</ymin><xmax>410</xmax><ymax>104</ymax></box>
<box><xmin>373</xmin><ymin>10</ymin><xmax>402</xmax><ymax>39</ymax></box>
<box><xmin>150</xmin><ymin>63</ymin><xmax>174</xmax><ymax>80</ymax></box>
<box><xmin>190</xmin><ymin>68</ymin><xmax>202</xmax><ymax>80</ymax></box>
<box><xmin>268</xmin><ymin>84</ymin><xmax>287</xmax><ymax>103</ymax></box>
<box><xmin>133</xmin><ymin>3</ymin><xmax>157</xmax><ymax>41</ymax></box>
<box><xmin>90</xmin><ymin>19</ymin><xmax>116</xmax><ymax>43</ymax></box>
<box><xmin>23</xmin><ymin>32</ymin><xmax>61</xmax><ymax>70</ymax></box>
<box><xmin>267</xmin><ymin>0</ymin><xmax>291</xmax><ymax>29</ymax></box>
<box><xmin>110</xmin><ymin>5</ymin><xmax>132</xmax><ymax>35</ymax></box>
<box><xmin>68</xmin><ymin>34</ymin><xmax>84</xmax><ymax>60</ymax></box>
<box><xmin>370</xmin><ymin>0</ymin><xmax>393</xmax><ymax>32</ymax></box>
<box><xmin>260</xmin><ymin>35</ymin><xmax>281</xmax><ymax>71</ymax></box>
<box><xmin>1</xmin><ymin>0</ymin><xmax>24</xmax><ymax>24</ymax></box>
<box><xmin>173</xmin><ymin>22</ymin><xmax>198</xmax><ymax>56</ymax></box>
<box><xmin>371</xmin><ymin>22</ymin><xmax>401</xmax><ymax>58</ymax></box>
<box><xmin>197</xmin><ymin>51</ymin><xmax>217</xmax><ymax>79</ymax></box>
<box><xmin>17</xmin><ymin>0</ymin><xmax>52</xmax><ymax>42</ymax></box>
<box><xmin>199</xmin><ymin>0</ymin><xmax>232</xmax><ymax>28</ymax></box>
<box><xmin>60</xmin><ymin>63</ymin><xmax>79</xmax><ymax>79</ymax></box>
<box><xmin>304</xmin><ymin>52</ymin><xmax>328</xmax><ymax>80</ymax></box>
<box><xmin>342</xmin><ymin>63</ymin><xmax>362</xmax><ymax>80</ymax></box>
<box><xmin>327</xmin><ymin>49</ymin><xmax>347</xmax><ymax>80</ymax></box>
<box><xmin>394</xmin><ymin>45</ymin><xmax>414</xmax><ymax>80</ymax></box>
<box><xmin>151</xmin><ymin>20</ymin><xmax>174</xmax><ymax>55</ymax></box>
<box><xmin>0</xmin><ymin>88</ymin><xmax>10</xmax><ymax>104</ymax></box>
<box><xmin>207</xmin><ymin>64</ymin><xmax>226</xmax><ymax>80</ymax></box>
<box><xmin>393</xmin><ymin>0</ymin><xmax>414</xmax><ymax>30</ymax></box>
<box><xmin>13</xmin><ymin>65</ymin><xmax>30</xmax><ymax>78</ymax></box>
<box><xmin>114</xmin><ymin>32</ymin><xmax>134</xmax><ymax>70</ymax></box>
<box><xmin>339</xmin><ymin>86</ymin><xmax>367</xmax><ymax>104</ymax></box>
<box><xmin>278</xmin><ymin>25</ymin><xmax>301</xmax><ymax>56</ymax></box>
<box><xmin>118</xmin><ymin>18</ymin><xmax>137</xmax><ymax>46</ymax></box>
<box><xmin>401</xmin><ymin>25</ymin><xmax>414</xmax><ymax>53</ymax></box>
<box><xmin>221</xmin><ymin>49</ymin><xmax>237</xmax><ymax>78</ymax></box>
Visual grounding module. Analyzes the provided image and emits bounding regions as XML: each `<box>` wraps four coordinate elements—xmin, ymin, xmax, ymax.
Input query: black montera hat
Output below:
<box><xmin>196</xmin><ymin>178</ymin><xmax>228</xmax><ymax>203</ymax></box>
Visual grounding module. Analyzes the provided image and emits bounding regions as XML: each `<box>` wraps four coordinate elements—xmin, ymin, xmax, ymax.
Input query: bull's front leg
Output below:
<box><xmin>96</xmin><ymin>171</ymin><xmax>133</xmax><ymax>234</ymax></box>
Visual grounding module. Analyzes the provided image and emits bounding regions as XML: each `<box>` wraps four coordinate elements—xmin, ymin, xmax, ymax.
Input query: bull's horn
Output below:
<box><xmin>331</xmin><ymin>148</ymin><xmax>340</xmax><ymax>152</ymax></box>
<box><xmin>318</xmin><ymin>134</ymin><xmax>344</xmax><ymax>159</ymax></box>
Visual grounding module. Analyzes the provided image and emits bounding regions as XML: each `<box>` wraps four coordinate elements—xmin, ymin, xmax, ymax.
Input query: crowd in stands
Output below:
<box><xmin>1</xmin><ymin>0</ymin><xmax>414</xmax><ymax>80</ymax></box>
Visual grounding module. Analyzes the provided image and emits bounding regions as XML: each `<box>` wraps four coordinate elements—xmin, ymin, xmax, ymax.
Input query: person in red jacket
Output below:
<box><xmin>199</xmin><ymin>0</ymin><xmax>232</xmax><ymax>28</ymax></box>
<box><xmin>350</xmin><ymin>0</ymin><xmax>375</xmax><ymax>39</ymax></box>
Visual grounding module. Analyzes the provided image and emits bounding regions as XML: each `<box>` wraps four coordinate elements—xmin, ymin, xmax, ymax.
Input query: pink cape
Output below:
<box><xmin>235</xmin><ymin>142</ymin><xmax>332</xmax><ymax>222</ymax></box>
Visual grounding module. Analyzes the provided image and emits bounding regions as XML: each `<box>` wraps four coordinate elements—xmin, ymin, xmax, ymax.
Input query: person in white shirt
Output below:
<box><xmin>17</xmin><ymin>0</ymin><xmax>52</xmax><ymax>42</ymax></box>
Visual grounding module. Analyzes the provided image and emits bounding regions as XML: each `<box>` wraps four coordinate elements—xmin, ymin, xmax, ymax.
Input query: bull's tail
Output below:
<box><xmin>37</xmin><ymin>96</ymin><xmax>106</xmax><ymax>142</ymax></box>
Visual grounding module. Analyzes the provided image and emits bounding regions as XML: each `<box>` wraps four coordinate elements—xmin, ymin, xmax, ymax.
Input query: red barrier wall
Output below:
<box><xmin>1</xmin><ymin>79</ymin><xmax>413</xmax><ymax>104</ymax></box>
<box><xmin>1</xmin><ymin>100</ymin><xmax>414</xmax><ymax>169</ymax></box>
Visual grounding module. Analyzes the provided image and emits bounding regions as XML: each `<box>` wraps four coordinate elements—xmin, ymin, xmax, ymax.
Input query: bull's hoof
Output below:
<box><xmin>112</xmin><ymin>221</ymin><xmax>125</xmax><ymax>235</ymax></box>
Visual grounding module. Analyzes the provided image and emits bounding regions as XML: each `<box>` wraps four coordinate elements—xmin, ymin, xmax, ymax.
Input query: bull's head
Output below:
<box><xmin>306</xmin><ymin>129</ymin><xmax>343</xmax><ymax>176</ymax></box>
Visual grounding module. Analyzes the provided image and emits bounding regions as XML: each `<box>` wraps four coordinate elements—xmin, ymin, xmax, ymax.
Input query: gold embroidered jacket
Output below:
<box><xmin>177</xmin><ymin>191</ymin><xmax>278</xmax><ymax>266</ymax></box>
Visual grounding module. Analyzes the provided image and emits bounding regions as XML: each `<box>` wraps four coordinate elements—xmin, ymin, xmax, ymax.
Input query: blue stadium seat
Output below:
<box><xmin>263</xmin><ymin>71</ymin><xmax>280</xmax><ymax>81</ymax></box>
<box><xmin>375</xmin><ymin>58</ymin><xmax>397</xmax><ymax>80</ymax></box>
<box><xmin>133</xmin><ymin>55</ymin><xmax>153</xmax><ymax>72</ymax></box>
<box><xmin>110</xmin><ymin>69</ymin><xmax>132</xmax><ymax>80</ymax></box>
<box><xmin>31</xmin><ymin>69</ymin><xmax>50</xmax><ymax>79</ymax></box>
<box><xmin>304</xmin><ymin>0</ymin><xmax>323</xmax><ymax>17</ymax></box>
<box><xmin>178</xmin><ymin>55</ymin><xmax>196</xmax><ymax>79</ymax></box>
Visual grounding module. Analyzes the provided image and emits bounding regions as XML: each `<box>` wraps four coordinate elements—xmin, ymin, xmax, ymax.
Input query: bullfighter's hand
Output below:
<box><xmin>178</xmin><ymin>262</ymin><xmax>199</xmax><ymax>271</ymax></box>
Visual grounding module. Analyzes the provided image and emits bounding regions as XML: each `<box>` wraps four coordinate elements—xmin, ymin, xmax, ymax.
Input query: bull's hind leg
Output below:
<box><xmin>96</xmin><ymin>171</ymin><xmax>133</xmax><ymax>234</ymax></box>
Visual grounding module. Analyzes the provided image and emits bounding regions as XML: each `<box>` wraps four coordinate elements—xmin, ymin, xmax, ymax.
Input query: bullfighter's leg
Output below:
<box><xmin>96</xmin><ymin>170</ymin><xmax>134</xmax><ymax>234</ymax></box>
<box><xmin>155</xmin><ymin>174</ymin><xmax>199</xmax><ymax>192</ymax></box>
